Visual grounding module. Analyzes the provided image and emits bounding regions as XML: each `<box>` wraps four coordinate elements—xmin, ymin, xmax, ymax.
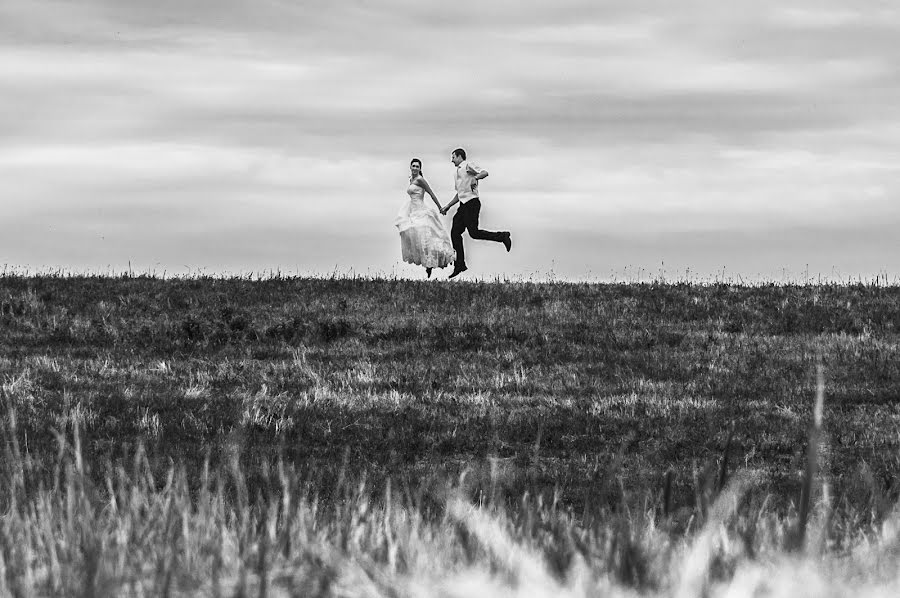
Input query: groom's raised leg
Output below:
<box><xmin>464</xmin><ymin>198</ymin><xmax>507</xmax><ymax>244</ymax></box>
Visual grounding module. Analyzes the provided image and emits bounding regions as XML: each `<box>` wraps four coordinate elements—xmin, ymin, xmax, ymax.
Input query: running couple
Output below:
<box><xmin>394</xmin><ymin>148</ymin><xmax>511</xmax><ymax>279</ymax></box>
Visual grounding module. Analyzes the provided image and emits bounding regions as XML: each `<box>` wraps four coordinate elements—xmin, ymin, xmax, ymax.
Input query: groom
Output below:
<box><xmin>440</xmin><ymin>148</ymin><xmax>512</xmax><ymax>279</ymax></box>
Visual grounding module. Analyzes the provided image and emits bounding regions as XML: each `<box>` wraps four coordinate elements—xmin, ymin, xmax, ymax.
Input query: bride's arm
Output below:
<box><xmin>416</xmin><ymin>176</ymin><xmax>442</xmax><ymax>210</ymax></box>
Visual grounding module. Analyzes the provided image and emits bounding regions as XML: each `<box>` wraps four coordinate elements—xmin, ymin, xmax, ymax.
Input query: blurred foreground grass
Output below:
<box><xmin>2</xmin><ymin>410</ymin><xmax>899</xmax><ymax>597</ymax></box>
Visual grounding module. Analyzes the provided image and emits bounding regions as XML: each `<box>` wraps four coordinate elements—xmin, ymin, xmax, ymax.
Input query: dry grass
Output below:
<box><xmin>1</xmin><ymin>405</ymin><xmax>900</xmax><ymax>597</ymax></box>
<box><xmin>1</xmin><ymin>274</ymin><xmax>899</xmax><ymax>595</ymax></box>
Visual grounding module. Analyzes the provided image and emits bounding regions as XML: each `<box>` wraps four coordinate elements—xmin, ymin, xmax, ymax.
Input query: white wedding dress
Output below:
<box><xmin>395</xmin><ymin>182</ymin><xmax>455</xmax><ymax>269</ymax></box>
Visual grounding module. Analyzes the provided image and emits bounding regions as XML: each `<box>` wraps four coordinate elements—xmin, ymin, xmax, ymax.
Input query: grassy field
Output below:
<box><xmin>1</xmin><ymin>274</ymin><xmax>899</xmax><ymax>596</ymax></box>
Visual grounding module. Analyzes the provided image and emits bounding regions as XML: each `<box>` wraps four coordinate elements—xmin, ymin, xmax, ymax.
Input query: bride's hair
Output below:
<box><xmin>409</xmin><ymin>158</ymin><xmax>423</xmax><ymax>181</ymax></box>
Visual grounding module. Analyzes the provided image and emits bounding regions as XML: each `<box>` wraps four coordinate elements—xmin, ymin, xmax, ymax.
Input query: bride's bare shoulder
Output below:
<box><xmin>414</xmin><ymin>175</ymin><xmax>434</xmax><ymax>188</ymax></box>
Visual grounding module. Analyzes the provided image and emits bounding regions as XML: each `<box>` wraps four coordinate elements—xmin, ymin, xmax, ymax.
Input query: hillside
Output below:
<box><xmin>3</xmin><ymin>275</ymin><xmax>900</xmax><ymax>595</ymax></box>
<box><xmin>2</xmin><ymin>275</ymin><xmax>898</xmax><ymax>508</ymax></box>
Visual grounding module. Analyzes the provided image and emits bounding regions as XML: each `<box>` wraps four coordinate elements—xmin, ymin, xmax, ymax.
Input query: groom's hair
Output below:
<box><xmin>452</xmin><ymin>148</ymin><xmax>467</xmax><ymax>160</ymax></box>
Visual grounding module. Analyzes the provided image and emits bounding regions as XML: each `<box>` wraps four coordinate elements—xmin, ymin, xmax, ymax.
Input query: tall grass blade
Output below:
<box><xmin>797</xmin><ymin>364</ymin><xmax>825</xmax><ymax>551</ymax></box>
<box><xmin>676</xmin><ymin>473</ymin><xmax>751</xmax><ymax>598</ymax></box>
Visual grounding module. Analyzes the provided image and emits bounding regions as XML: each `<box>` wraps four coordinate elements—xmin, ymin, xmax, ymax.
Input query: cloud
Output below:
<box><xmin>1</xmin><ymin>0</ymin><xmax>898</xmax><ymax>279</ymax></box>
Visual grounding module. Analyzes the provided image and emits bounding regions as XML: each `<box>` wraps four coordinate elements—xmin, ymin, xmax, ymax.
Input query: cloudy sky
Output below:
<box><xmin>2</xmin><ymin>0</ymin><xmax>898</xmax><ymax>281</ymax></box>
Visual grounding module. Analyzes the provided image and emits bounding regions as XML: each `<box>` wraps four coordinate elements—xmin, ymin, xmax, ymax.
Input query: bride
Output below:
<box><xmin>395</xmin><ymin>158</ymin><xmax>455</xmax><ymax>277</ymax></box>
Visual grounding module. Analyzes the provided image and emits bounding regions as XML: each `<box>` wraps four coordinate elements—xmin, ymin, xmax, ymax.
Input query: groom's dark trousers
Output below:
<box><xmin>451</xmin><ymin>198</ymin><xmax>505</xmax><ymax>268</ymax></box>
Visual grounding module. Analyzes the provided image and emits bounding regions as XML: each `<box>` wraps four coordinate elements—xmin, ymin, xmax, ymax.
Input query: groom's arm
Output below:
<box><xmin>467</xmin><ymin>164</ymin><xmax>488</xmax><ymax>180</ymax></box>
<box><xmin>467</xmin><ymin>164</ymin><xmax>488</xmax><ymax>193</ymax></box>
<box><xmin>440</xmin><ymin>194</ymin><xmax>460</xmax><ymax>215</ymax></box>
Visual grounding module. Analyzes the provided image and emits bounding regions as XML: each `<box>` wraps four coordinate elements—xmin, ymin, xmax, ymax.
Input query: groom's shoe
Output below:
<box><xmin>448</xmin><ymin>266</ymin><xmax>468</xmax><ymax>279</ymax></box>
<box><xmin>502</xmin><ymin>232</ymin><xmax>512</xmax><ymax>252</ymax></box>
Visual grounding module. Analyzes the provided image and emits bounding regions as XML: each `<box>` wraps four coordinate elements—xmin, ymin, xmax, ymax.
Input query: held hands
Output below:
<box><xmin>439</xmin><ymin>206</ymin><xmax>448</xmax><ymax>215</ymax></box>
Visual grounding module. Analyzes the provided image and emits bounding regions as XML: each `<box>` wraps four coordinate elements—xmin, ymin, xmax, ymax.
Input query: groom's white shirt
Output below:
<box><xmin>455</xmin><ymin>161</ymin><xmax>484</xmax><ymax>204</ymax></box>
